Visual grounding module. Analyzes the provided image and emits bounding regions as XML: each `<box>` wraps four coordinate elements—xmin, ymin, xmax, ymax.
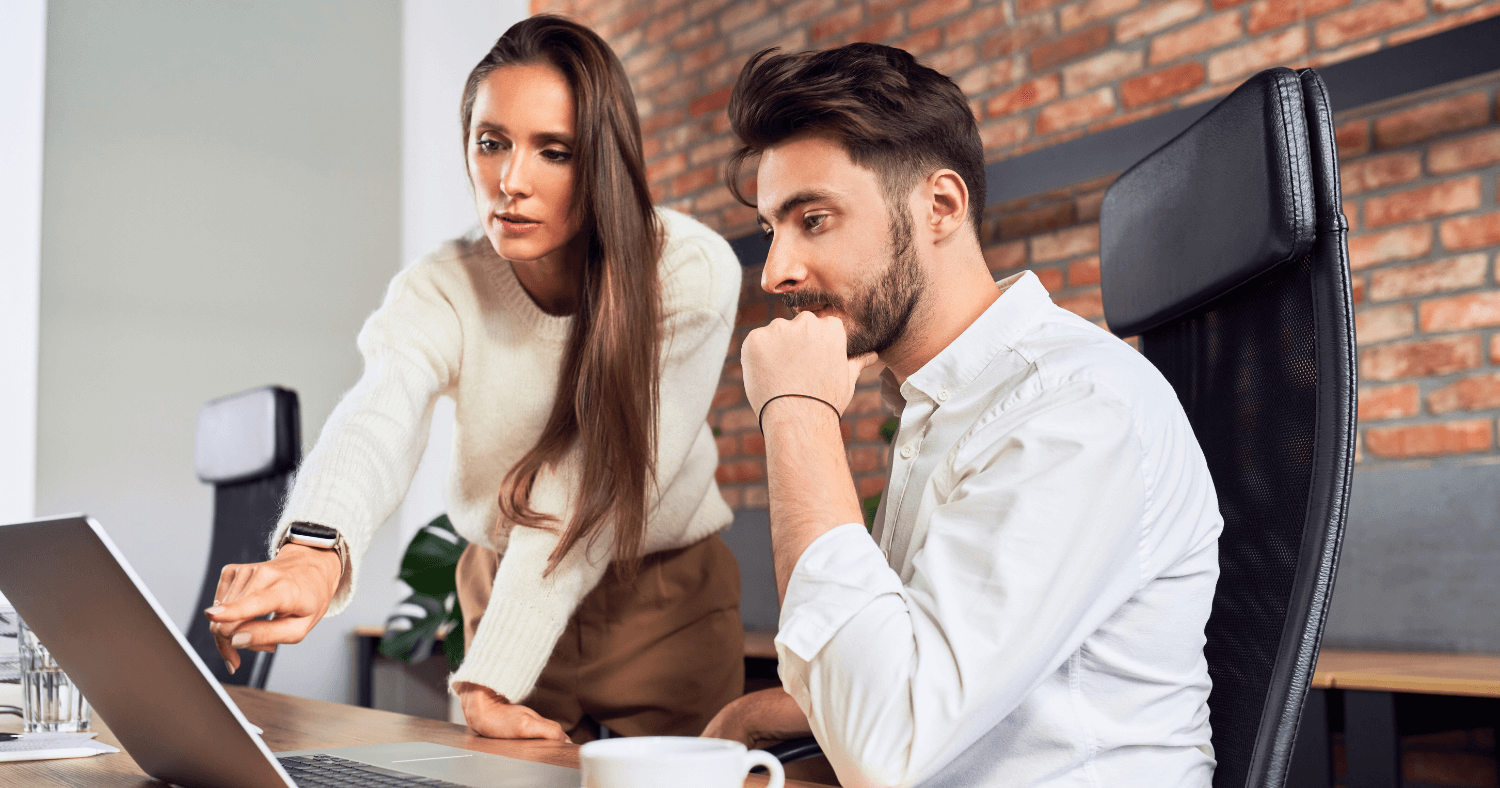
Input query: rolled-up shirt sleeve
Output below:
<box><xmin>775</xmin><ymin>381</ymin><xmax>1152</xmax><ymax>788</ymax></box>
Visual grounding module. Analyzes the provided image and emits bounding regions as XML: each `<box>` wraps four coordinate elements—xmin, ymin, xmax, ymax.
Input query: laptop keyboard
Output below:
<box><xmin>279</xmin><ymin>754</ymin><xmax>470</xmax><ymax>787</ymax></box>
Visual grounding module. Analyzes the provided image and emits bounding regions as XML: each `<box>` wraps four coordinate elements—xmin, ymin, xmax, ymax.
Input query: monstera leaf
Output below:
<box><xmin>378</xmin><ymin>515</ymin><xmax>467</xmax><ymax>669</ymax></box>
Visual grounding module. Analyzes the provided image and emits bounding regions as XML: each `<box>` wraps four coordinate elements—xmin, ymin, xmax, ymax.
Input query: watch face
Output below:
<box><xmin>289</xmin><ymin>523</ymin><xmax>339</xmax><ymax>540</ymax></box>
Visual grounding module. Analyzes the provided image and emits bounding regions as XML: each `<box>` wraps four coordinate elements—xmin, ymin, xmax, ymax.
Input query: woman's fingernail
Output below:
<box><xmin>231</xmin><ymin>633</ymin><xmax>250</xmax><ymax>649</ymax></box>
<box><xmin>224</xmin><ymin>659</ymin><xmax>236</xmax><ymax>676</ymax></box>
<box><xmin>206</xmin><ymin>605</ymin><xmax>225</xmax><ymax>615</ymax></box>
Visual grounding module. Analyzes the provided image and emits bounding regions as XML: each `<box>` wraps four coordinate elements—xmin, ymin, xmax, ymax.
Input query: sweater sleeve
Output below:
<box><xmin>449</xmin><ymin>231</ymin><xmax>739</xmax><ymax>702</ymax></box>
<box><xmin>269</xmin><ymin>258</ymin><xmax>463</xmax><ymax>616</ymax></box>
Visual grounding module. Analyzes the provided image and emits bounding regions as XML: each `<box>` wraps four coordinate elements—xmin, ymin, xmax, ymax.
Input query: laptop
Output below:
<box><xmin>0</xmin><ymin>514</ymin><xmax>580</xmax><ymax>788</ymax></box>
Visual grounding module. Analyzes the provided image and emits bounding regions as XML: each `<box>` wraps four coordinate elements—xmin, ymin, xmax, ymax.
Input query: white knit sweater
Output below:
<box><xmin>271</xmin><ymin>209</ymin><xmax>740</xmax><ymax>703</ymax></box>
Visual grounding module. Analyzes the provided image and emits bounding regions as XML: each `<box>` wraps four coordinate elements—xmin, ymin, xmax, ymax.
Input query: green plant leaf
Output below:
<box><xmin>879</xmin><ymin>417</ymin><xmax>899</xmax><ymax>444</ymax></box>
<box><xmin>862</xmin><ymin>492</ymin><xmax>881</xmax><ymax>531</ymax></box>
<box><xmin>378</xmin><ymin>594</ymin><xmax>445</xmax><ymax>665</ymax></box>
<box><xmin>398</xmin><ymin>514</ymin><xmax>468</xmax><ymax>598</ymax></box>
<box><xmin>442</xmin><ymin>599</ymin><xmax>466</xmax><ymax>670</ymax></box>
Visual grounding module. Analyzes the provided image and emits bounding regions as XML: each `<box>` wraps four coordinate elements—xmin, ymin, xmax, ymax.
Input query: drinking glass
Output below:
<box><xmin>18</xmin><ymin>615</ymin><xmax>90</xmax><ymax>733</ymax></box>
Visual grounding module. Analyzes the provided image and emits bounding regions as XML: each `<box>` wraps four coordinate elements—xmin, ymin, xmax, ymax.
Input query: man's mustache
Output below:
<box><xmin>782</xmin><ymin>289</ymin><xmax>845</xmax><ymax>313</ymax></box>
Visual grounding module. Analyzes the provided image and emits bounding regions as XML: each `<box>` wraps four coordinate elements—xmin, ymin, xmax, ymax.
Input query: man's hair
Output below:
<box><xmin>726</xmin><ymin>43</ymin><xmax>986</xmax><ymax>240</ymax></box>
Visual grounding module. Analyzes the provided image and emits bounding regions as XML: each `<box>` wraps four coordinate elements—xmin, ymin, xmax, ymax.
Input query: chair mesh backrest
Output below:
<box><xmin>1101</xmin><ymin>69</ymin><xmax>1355</xmax><ymax>788</ymax></box>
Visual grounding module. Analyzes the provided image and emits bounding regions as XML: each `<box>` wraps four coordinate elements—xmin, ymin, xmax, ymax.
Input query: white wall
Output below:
<box><xmin>35</xmin><ymin>0</ymin><xmax>405</xmax><ymax>704</ymax></box>
<box><xmin>0</xmin><ymin>0</ymin><xmax>46</xmax><ymax>534</ymax></box>
<box><xmin>397</xmin><ymin>0</ymin><xmax>529</xmax><ymax>543</ymax></box>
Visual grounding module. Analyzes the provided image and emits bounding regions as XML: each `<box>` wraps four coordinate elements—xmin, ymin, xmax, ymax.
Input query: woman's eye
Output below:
<box><xmin>476</xmin><ymin>138</ymin><xmax>505</xmax><ymax>153</ymax></box>
<box><xmin>541</xmin><ymin>148</ymin><xmax>572</xmax><ymax>163</ymax></box>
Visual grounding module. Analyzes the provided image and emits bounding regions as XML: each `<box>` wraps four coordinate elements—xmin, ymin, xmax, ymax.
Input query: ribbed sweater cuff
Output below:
<box><xmin>447</xmin><ymin>592</ymin><xmax>574</xmax><ymax>703</ymax></box>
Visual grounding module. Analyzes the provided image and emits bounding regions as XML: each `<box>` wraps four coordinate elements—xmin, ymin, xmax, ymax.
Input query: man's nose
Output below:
<box><xmin>761</xmin><ymin>237</ymin><xmax>808</xmax><ymax>295</ymax></box>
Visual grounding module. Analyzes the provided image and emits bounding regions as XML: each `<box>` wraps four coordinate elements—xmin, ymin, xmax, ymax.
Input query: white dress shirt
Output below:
<box><xmin>775</xmin><ymin>270</ymin><xmax>1223</xmax><ymax>788</ymax></box>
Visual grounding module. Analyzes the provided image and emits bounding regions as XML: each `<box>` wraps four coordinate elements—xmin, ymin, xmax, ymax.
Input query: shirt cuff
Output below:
<box><xmin>775</xmin><ymin>522</ymin><xmax>904</xmax><ymax>664</ymax></box>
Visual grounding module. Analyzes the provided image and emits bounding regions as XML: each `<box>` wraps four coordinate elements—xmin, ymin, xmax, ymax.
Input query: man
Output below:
<box><xmin>702</xmin><ymin>44</ymin><xmax>1223</xmax><ymax>787</ymax></box>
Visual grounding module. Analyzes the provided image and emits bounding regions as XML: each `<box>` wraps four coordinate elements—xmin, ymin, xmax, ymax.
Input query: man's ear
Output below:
<box><xmin>926</xmin><ymin>169</ymin><xmax>970</xmax><ymax>243</ymax></box>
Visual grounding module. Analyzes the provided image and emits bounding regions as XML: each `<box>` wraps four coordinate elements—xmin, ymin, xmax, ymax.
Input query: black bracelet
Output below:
<box><xmin>758</xmin><ymin>393</ymin><xmax>842</xmax><ymax>433</ymax></box>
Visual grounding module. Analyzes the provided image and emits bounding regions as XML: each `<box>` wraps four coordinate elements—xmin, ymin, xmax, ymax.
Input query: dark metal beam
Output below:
<box><xmin>728</xmin><ymin>16</ymin><xmax>1500</xmax><ymax>265</ymax></box>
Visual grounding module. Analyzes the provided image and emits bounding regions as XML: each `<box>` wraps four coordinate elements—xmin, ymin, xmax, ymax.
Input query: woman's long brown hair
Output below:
<box><xmin>462</xmin><ymin>15</ymin><xmax>662</xmax><ymax>574</ymax></box>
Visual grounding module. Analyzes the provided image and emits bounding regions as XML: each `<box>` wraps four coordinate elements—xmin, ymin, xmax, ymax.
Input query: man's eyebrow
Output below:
<box><xmin>759</xmin><ymin>190</ymin><xmax>838</xmax><ymax>227</ymax></box>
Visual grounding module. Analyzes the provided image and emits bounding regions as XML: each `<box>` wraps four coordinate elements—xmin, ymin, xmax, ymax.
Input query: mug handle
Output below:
<box><xmin>745</xmin><ymin>749</ymin><xmax>786</xmax><ymax>788</ymax></box>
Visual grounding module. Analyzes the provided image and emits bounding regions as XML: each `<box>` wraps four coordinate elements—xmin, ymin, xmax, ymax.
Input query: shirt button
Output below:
<box><xmin>899</xmin><ymin>444</ymin><xmax>916</xmax><ymax>459</ymax></box>
<box><xmin>937</xmin><ymin>388</ymin><xmax>950</xmax><ymax>402</ymax></box>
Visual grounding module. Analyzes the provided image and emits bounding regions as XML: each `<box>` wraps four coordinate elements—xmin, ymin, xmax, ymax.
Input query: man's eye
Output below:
<box><xmin>804</xmin><ymin>213</ymin><xmax>827</xmax><ymax>231</ymax></box>
<box><xmin>760</xmin><ymin>226</ymin><xmax>774</xmax><ymax>240</ymax></box>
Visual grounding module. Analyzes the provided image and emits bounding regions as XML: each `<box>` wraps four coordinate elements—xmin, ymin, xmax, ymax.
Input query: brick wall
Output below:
<box><xmin>526</xmin><ymin>0</ymin><xmax>1500</xmax><ymax>510</ymax></box>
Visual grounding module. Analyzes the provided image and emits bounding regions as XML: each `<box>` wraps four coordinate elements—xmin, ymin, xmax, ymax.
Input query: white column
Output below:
<box><xmin>397</xmin><ymin>0</ymin><xmax>529</xmax><ymax>543</ymax></box>
<box><xmin>0</xmin><ymin>0</ymin><xmax>47</xmax><ymax>532</ymax></box>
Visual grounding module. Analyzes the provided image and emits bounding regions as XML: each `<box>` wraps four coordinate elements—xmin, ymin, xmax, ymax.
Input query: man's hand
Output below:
<box><xmin>702</xmin><ymin>687</ymin><xmax>812</xmax><ymax>749</ymax></box>
<box><xmin>202</xmin><ymin>544</ymin><xmax>341</xmax><ymax>675</ymax></box>
<box><xmin>741</xmin><ymin>311</ymin><xmax>877</xmax><ymax>419</ymax></box>
<box><xmin>455</xmin><ymin>683</ymin><xmax>570</xmax><ymax>742</ymax></box>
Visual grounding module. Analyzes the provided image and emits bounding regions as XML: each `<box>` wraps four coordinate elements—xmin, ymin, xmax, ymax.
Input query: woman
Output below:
<box><xmin>204</xmin><ymin>15</ymin><xmax>744</xmax><ymax>743</ymax></box>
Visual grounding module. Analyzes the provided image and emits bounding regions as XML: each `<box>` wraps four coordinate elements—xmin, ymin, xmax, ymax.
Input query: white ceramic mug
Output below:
<box><xmin>580</xmin><ymin>736</ymin><xmax>785</xmax><ymax>788</ymax></box>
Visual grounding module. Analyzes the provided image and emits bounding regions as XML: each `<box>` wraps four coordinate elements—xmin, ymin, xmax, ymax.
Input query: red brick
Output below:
<box><xmin>1120</xmin><ymin>62</ymin><xmax>1206</xmax><ymax>108</ymax></box>
<box><xmin>741</xmin><ymin>484</ymin><xmax>768</xmax><ymax>508</ymax></box>
<box><xmin>1076</xmin><ymin>188</ymin><xmax>1109</xmax><ymax>221</ymax></box>
<box><xmin>1206</xmin><ymin>27</ymin><xmax>1308</xmax><ymax>83</ymax></box>
<box><xmin>1030</xmin><ymin>25</ymin><xmax>1113</xmax><ymax>71</ymax></box>
<box><xmin>742</xmin><ymin>432</ymin><xmax>766</xmax><ymax>455</ymax></box>
<box><xmin>958</xmin><ymin>57</ymin><xmax>1027</xmax><ymax>95</ymax></box>
<box><xmin>1212</xmin><ymin>0</ymin><xmax>1252</xmax><ymax>9</ymax></box>
<box><xmin>997</xmin><ymin>202</ymin><xmax>1076</xmax><ymax>239</ymax></box>
<box><xmin>1063</xmin><ymin>50</ymin><xmax>1145</xmax><ymax>94</ymax></box>
<box><xmin>720</xmin><ymin>405</ymin><xmax>758</xmax><ymax>433</ymax></box>
<box><xmin>690</xmin><ymin>85</ymin><xmax>734</xmax><ymax>117</ymax></box>
<box><xmin>1339</xmin><ymin>152</ymin><xmax>1422</xmax><ymax>195</ymax></box>
<box><xmin>897</xmin><ymin>28</ymin><xmax>944</xmax><ymax>55</ymax></box>
<box><xmin>1369</xmin><ymin>254</ymin><xmax>1489</xmax><ymax>302</ymax></box>
<box><xmin>1035</xmin><ymin>267</ymin><xmax>1066</xmax><ymax>291</ymax></box>
<box><xmin>1069</xmin><ymin>256</ymin><xmax>1102</xmax><ymax>286</ymax></box>
<box><xmin>1345</xmin><ymin>200</ymin><xmax>1359</xmax><ymax>231</ymax></box>
<box><xmin>682</xmin><ymin>41</ymin><xmax>727</xmax><ymax>74</ymax></box>
<box><xmin>911</xmin><ymin>0</ymin><xmax>974</xmax><ymax>28</ymax></box>
<box><xmin>1037</xmin><ymin>88</ymin><xmax>1118</xmax><ymax>134</ymax></box>
<box><xmin>784</xmin><ymin>0</ymin><xmax>839</xmax><ymax>25</ymax></box>
<box><xmin>645</xmin><ymin>9</ymin><xmax>686</xmax><ymax>43</ymax></box>
<box><xmin>980</xmin><ymin>116</ymin><xmax>1032</xmax><ymax>149</ymax></box>
<box><xmin>1117</xmin><ymin>0</ymin><xmax>1205</xmax><ymax>41</ymax></box>
<box><xmin>985</xmin><ymin>239</ymin><xmax>1030</xmax><ymax>270</ymax></box>
<box><xmin>1363</xmin><ymin>177</ymin><xmax>1482</xmax><ymax>229</ymax></box>
<box><xmin>1248</xmin><ymin>0</ymin><xmax>1352</xmax><ymax>34</ymax></box>
<box><xmin>1032</xmin><ymin>223</ymin><xmax>1102</xmax><ymax>261</ymax></box>
<box><xmin>1429</xmin><ymin>129</ymin><xmax>1500</xmax><ymax>175</ymax></box>
<box><xmin>718</xmin><ymin>485</ymin><xmax>743</xmax><ymax>509</ymax></box>
<box><xmin>689</xmin><ymin>0</ymin><xmax>736</xmax><ymax>20</ymax></box>
<box><xmin>731</xmin><ymin>15</ymin><xmax>782</xmax><ymax>50</ymax></box>
<box><xmin>987</xmin><ymin>74</ymin><xmax>1063</xmax><ymax>118</ymax></box>
<box><xmin>1355</xmin><ymin>304</ymin><xmax>1415</xmax><ymax>343</ymax></box>
<box><xmin>1056</xmin><ymin>290</ymin><xmax>1106</xmax><ymax>318</ymax></box>
<box><xmin>672</xmin><ymin>19</ymin><xmax>716</xmax><ymax>50</ymax></box>
<box><xmin>713</xmin><ymin>383</ymin><xmax>744</xmax><ymax>409</ymax></box>
<box><xmin>1351</xmin><ymin>274</ymin><xmax>1366</xmax><ymax>304</ymax></box>
<box><xmin>981</xmin><ymin>17</ymin><xmax>1056</xmax><ymax>57</ymax></box>
<box><xmin>1421</xmin><ymin>293</ymin><xmax>1500</xmax><ymax>332</ymax></box>
<box><xmin>1440</xmin><ymin>211</ymin><xmax>1500</xmax><ymax>251</ymax></box>
<box><xmin>1373</xmin><ymin>92</ymin><xmax>1491</xmax><ymax>149</ymax></box>
<box><xmin>853</xmin><ymin>415</ymin><xmax>887</xmax><ymax>441</ymax></box>
<box><xmin>926</xmin><ymin>43</ymin><xmax>978</xmax><ymax>76</ymax></box>
<box><xmin>1387</xmin><ymin>2</ymin><xmax>1500</xmax><ymax>46</ymax></box>
<box><xmin>1429</xmin><ymin>373</ymin><xmax>1500</xmax><ymax>415</ymax></box>
<box><xmin>715</xmin><ymin>459</ymin><xmax>766</xmax><ymax>483</ymax></box>
<box><xmin>1348</xmin><ymin>224</ymin><xmax>1434</xmax><ymax>269</ymax></box>
<box><xmin>646</xmin><ymin>152</ymin><xmax>688</xmax><ymax>183</ymax></box>
<box><xmin>714</xmin><ymin>433</ymin><xmax>737</xmax><ymax>456</ymax></box>
<box><xmin>1311</xmin><ymin>38</ymin><xmax>1384</xmax><ymax>67</ymax></box>
<box><xmin>848</xmin><ymin>446</ymin><xmax>883</xmax><ymax>473</ymax></box>
<box><xmin>1061</xmin><ymin>0</ymin><xmax>1142</xmax><ymax>30</ymax></box>
<box><xmin>1314</xmin><ymin>0</ymin><xmax>1426</xmax><ymax>48</ymax></box>
<box><xmin>718</xmin><ymin>0</ymin><xmax>767</xmax><ymax>31</ymax></box>
<box><xmin>845</xmin><ymin>389</ymin><xmax>884</xmax><ymax>415</ymax></box>
<box><xmin>1495</xmin><ymin>334</ymin><xmax>1500</xmax><ymax>365</ymax></box>
<box><xmin>1336</xmin><ymin>120</ymin><xmax>1371</xmax><ymax>158</ymax></box>
<box><xmin>1358</xmin><ymin>383</ymin><xmax>1420</xmax><ymax>421</ymax></box>
<box><xmin>1021</xmin><ymin>0</ymin><xmax>1073</xmax><ymax>13</ymax></box>
<box><xmin>1365</xmin><ymin>419</ymin><xmax>1492</xmax><ymax>458</ymax></box>
<box><xmin>641</xmin><ymin>108</ymin><xmax>687</xmax><ymax>137</ymax></box>
<box><xmin>1360</xmin><ymin>335</ymin><xmax>1483</xmax><ymax>381</ymax></box>
<box><xmin>847</xmin><ymin>13</ymin><xmax>904</xmax><ymax>43</ymax></box>
<box><xmin>857</xmin><ymin>476</ymin><xmax>887</xmax><ymax>498</ymax></box>
<box><xmin>672</xmin><ymin>164</ymin><xmax>717</xmax><ymax>196</ymax></box>
<box><xmin>1150</xmin><ymin>11</ymin><xmax>1242</xmax><ymax>65</ymax></box>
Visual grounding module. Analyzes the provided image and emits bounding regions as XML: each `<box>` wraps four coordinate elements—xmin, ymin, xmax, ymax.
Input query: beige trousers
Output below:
<box><xmin>456</xmin><ymin>534</ymin><xmax>745</xmax><ymax>742</ymax></box>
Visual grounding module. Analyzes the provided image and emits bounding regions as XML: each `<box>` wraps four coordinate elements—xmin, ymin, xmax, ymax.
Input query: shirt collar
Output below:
<box><xmin>893</xmin><ymin>270</ymin><xmax>1053</xmax><ymax>407</ymax></box>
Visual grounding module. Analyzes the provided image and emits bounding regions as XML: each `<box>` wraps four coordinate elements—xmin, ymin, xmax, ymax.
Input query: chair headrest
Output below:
<box><xmin>194</xmin><ymin>386</ymin><xmax>299</xmax><ymax>484</ymax></box>
<box><xmin>1100</xmin><ymin>67</ymin><xmax>1317</xmax><ymax>338</ymax></box>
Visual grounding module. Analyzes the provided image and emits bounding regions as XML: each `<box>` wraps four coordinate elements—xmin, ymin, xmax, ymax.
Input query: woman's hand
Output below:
<box><xmin>202</xmin><ymin>544</ymin><xmax>342</xmax><ymax>674</ymax></box>
<box><xmin>455</xmin><ymin>683</ymin><xmax>570</xmax><ymax>742</ymax></box>
<box><xmin>701</xmin><ymin>687</ymin><xmax>812</xmax><ymax>749</ymax></box>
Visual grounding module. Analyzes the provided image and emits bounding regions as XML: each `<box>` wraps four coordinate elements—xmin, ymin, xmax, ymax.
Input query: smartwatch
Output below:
<box><xmin>286</xmin><ymin>522</ymin><xmax>340</xmax><ymax>550</ymax></box>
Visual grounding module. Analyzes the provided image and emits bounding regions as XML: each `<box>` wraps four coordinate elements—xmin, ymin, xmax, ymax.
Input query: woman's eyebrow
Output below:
<box><xmin>470</xmin><ymin>121</ymin><xmax>573</xmax><ymax>146</ymax></box>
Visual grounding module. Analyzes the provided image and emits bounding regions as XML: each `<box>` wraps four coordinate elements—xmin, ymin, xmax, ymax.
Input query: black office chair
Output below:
<box><xmin>1099</xmin><ymin>67</ymin><xmax>1355</xmax><ymax>788</ymax></box>
<box><xmin>768</xmin><ymin>68</ymin><xmax>1356</xmax><ymax>788</ymax></box>
<box><xmin>184</xmin><ymin>385</ymin><xmax>301</xmax><ymax>690</ymax></box>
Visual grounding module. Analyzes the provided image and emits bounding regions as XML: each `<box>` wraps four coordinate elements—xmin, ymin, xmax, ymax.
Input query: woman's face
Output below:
<box><xmin>467</xmin><ymin>63</ymin><xmax>582</xmax><ymax>267</ymax></box>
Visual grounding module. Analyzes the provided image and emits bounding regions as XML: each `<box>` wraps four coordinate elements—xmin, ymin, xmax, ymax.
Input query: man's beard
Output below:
<box><xmin>782</xmin><ymin>206</ymin><xmax>925</xmax><ymax>357</ymax></box>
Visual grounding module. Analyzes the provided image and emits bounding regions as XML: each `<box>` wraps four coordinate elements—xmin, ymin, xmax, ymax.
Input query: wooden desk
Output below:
<box><xmin>0</xmin><ymin>686</ymin><xmax>827</xmax><ymax>787</ymax></box>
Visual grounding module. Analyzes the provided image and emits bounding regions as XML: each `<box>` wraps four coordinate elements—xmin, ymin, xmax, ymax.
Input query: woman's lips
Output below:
<box><xmin>498</xmin><ymin>214</ymin><xmax>541</xmax><ymax>234</ymax></box>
